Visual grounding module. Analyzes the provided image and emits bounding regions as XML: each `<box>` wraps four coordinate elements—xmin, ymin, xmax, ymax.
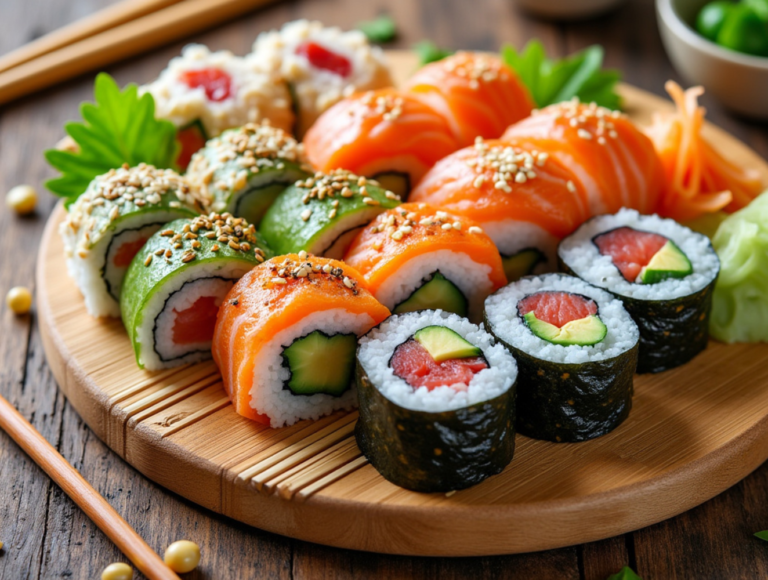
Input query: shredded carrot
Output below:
<box><xmin>645</xmin><ymin>81</ymin><xmax>764</xmax><ymax>222</ymax></box>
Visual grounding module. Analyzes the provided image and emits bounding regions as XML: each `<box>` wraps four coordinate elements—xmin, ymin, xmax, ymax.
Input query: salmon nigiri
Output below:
<box><xmin>409</xmin><ymin>138</ymin><xmax>590</xmax><ymax>281</ymax></box>
<box><xmin>502</xmin><ymin>99</ymin><xmax>664</xmax><ymax>216</ymax></box>
<box><xmin>344</xmin><ymin>202</ymin><xmax>507</xmax><ymax>322</ymax></box>
<box><xmin>303</xmin><ymin>88</ymin><xmax>460</xmax><ymax>198</ymax></box>
<box><xmin>212</xmin><ymin>254</ymin><xmax>390</xmax><ymax>426</ymax></box>
<box><xmin>404</xmin><ymin>52</ymin><xmax>534</xmax><ymax>147</ymax></box>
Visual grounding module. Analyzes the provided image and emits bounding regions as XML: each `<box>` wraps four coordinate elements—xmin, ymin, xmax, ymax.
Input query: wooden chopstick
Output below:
<box><xmin>0</xmin><ymin>394</ymin><xmax>181</xmax><ymax>580</ymax></box>
<box><xmin>0</xmin><ymin>0</ymin><xmax>185</xmax><ymax>75</ymax></box>
<box><xmin>0</xmin><ymin>0</ymin><xmax>280</xmax><ymax>107</ymax></box>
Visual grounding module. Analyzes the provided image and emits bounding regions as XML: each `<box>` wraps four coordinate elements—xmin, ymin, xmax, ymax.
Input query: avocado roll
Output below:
<box><xmin>186</xmin><ymin>121</ymin><xmax>312</xmax><ymax>225</ymax></box>
<box><xmin>558</xmin><ymin>209</ymin><xmax>720</xmax><ymax>373</ymax></box>
<box><xmin>344</xmin><ymin>203</ymin><xmax>507</xmax><ymax>323</ymax></box>
<box><xmin>484</xmin><ymin>273</ymin><xmax>639</xmax><ymax>443</ymax></box>
<box><xmin>121</xmin><ymin>212</ymin><xmax>271</xmax><ymax>370</ymax></box>
<box><xmin>212</xmin><ymin>254</ymin><xmax>390</xmax><ymax>427</ymax></box>
<box><xmin>60</xmin><ymin>164</ymin><xmax>206</xmax><ymax>318</ymax></box>
<box><xmin>356</xmin><ymin>310</ymin><xmax>517</xmax><ymax>493</ymax></box>
<box><xmin>259</xmin><ymin>169</ymin><xmax>401</xmax><ymax>259</ymax></box>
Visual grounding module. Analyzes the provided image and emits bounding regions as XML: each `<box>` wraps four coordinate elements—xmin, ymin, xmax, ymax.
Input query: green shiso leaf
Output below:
<box><xmin>501</xmin><ymin>40</ymin><xmax>622</xmax><ymax>110</ymax></box>
<box><xmin>755</xmin><ymin>530</ymin><xmax>768</xmax><ymax>541</ymax></box>
<box><xmin>413</xmin><ymin>40</ymin><xmax>454</xmax><ymax>66</ymax></box>
<box><xmin>606</xmin><ymin>566</ymin><xmax>643</xmax><ymax>580</ymax></box>
<box><xmin>44</xmin><ymin>73</ymin><xmax>179</xmax><ymax>207</ymax></box>
<box><xmin>357</xmin><ymin>15</ymin><xmax>397</xmax><ymax>43</ymax></box>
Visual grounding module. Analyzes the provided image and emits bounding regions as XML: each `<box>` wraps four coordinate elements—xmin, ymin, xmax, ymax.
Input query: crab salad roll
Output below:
<box><xmin>485</xmin><ymin>273</ymin><xmax>639</xmax><ymax>443</ymax></box>
<box><xmin>356</xmin><ymin>310</ymin><xmax>517</xmax><ymax>493</ymax></box>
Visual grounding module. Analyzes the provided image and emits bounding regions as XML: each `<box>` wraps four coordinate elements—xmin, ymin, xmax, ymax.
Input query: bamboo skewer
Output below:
<box><xmin>0</xmin><ymin>0</ymin><xmax>279</xmax><ymax>107</ymax></box>
<box><xmin>0</xmin><ymin>0</ymin><xmax>184</xmax><ymax>75</ymax></box>
<box><xmin>0</xmin><ymin>394</ymin><xmax>181</xmax><ymax>580</ymax></box>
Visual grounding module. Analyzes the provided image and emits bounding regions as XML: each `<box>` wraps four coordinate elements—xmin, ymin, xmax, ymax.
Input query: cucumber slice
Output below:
<box><xmin>639</xmin><ymin>240</ymin><xmax>693</xmax><ymax>284</ymax></box>
<box><xmin>234</xmin><ymin>182</ymin><xmax>293</xmax><ymax>226</ymax></box>
<box><xmin>282</xmin><ymin>331</ymin><xmax>357</xmax><ymax>397</ymax></box>
<box><xmin>523</xmin><ymin>312</ymin><xmax>607</xmax><ymax>346</ymax></box>
<box><xmin>393</xmin><ymin>272</ymin><xmax>468</xmax><ymax>317</ymax></box>
<box><xmin>371</xmin><ymin>171</ymin><xmax>411</xmax><ymax>199</ymax></box>
<box><xmin>413</xmin><ymin>326</ymin><xmax>481</xmax><ymax>361</ymax></box>
<box><xmin>502</xmin><ymin>248</ymin><xmax>545</xmax><ymax>282</ymax></box>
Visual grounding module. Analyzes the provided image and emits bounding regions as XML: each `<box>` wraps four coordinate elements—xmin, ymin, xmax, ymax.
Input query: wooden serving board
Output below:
<box><xmin>36</xmin><ymin>52</ymin><xmax>768</xmax><ymax>556</ymax></box>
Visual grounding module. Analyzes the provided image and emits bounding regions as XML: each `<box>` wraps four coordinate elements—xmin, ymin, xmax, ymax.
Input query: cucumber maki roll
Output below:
<box><xmin>121</xmin><ymin>212</ymin><xmax>272</xmax><ymax>370</ymax></box>
<box><xmin>186</xmin><ymin>121</ymin><xmax>313</xmax><ymax>225</ymax></box>
<box><xmin>259</xmin><ymin>169</ymin><xmax>401</xmax><ymax>259</ymax></box>
<box><xmin>356</xmin><ymin>310</ymin><xmax>517</xmax><ymax>493</ymax></box>
<box><xmin>484</xmin><ymin>273</ymin><xmax>639</xmax><ymax>443</ymax></box>
<box><xmin>558</xmin><ymin>209</ymin><xmax>720</xmax><ymax>373</ymax></box>
<box><xmin>60</xmin><ymin>164</ymin><xmax>206</xmax><ymax>318</ymax></box>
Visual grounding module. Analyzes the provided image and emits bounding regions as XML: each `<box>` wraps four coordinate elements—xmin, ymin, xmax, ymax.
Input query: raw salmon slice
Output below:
<box><xmin>391</xmin><ymin>339</ymin><xmax>488</xmax><ymax>391</ymax></box>
<box><xmin>517</xmin><ymin>291</ymin><xmax>597</xmax><ymax>328</ymax></box>
<box><xmin>593</xmin><ymin>226</ymin><xmax>667</xmax><ymax>282</ymax></box>
<box><xmin>173</xmin><ymin>295</ymin><xmax>221</xmax><ymax>345</ymax></box>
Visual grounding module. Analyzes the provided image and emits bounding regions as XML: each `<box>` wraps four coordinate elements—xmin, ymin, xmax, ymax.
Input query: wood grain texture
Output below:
<box><xmin>31</xmin><ymin>50</ymin><xmax>768</xmax><ymax>557</ymax></box>
<box><xmin>3</xmin><ymin>0</ymin><xmax>768</xmax><ymax>576</ymax></box>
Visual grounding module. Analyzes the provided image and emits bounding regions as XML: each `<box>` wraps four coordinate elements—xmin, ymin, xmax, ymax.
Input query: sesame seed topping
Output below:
<box><xmin>144</xmin><ymin>255</ymin><xmax>153</xmax><ymax>266</ymax></box>
<box><xmin>468</xmin><ymin>226</ymin><xmax>483</xmax><ymax>234</ymax></box>
<box><xmin>301</xmin><ymin>209</ymin><xmax>312</xmax><ymax>221</ymax></box>
<box><xmin>566</xmin><ymin>180</ymin><xmax>577</xmax><ymax>193</ymax></box>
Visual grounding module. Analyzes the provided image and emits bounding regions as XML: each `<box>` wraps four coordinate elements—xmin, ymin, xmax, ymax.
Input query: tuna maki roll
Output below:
<box><xmin>484</xmin><ymin>273</ymin><xmax>639</xmax><ymax>443</ymax></box>
<box><xmin>344</xmin><ymin>203</ymin><xmax>507</xmax><ymax>323</ymax></box>
<box><xmin>60</xmin><ymin>164</ymin><xmax>206</xmax><ymax>318</ymax></box>
<box><xmin>558</xmin><ymin>209</ymin><xmax>720</xmax><ymax>373</ymax></box>
<box><xmin>121</xmin><ymin>212</ymin><xmax>271</xmax><ymax>370</ymax></box>
<box><xmin>212</xmin><ymin>254</ymin><xmax>390</xmax><ymax>427</ymax></box>
<box><xmin>186</xmin><ymin>122</ymin><xmax>312</xmax><ymax>226</ymax></box>
<box><xmin>356</xmin><ymin>310</ymin><xmax>517</xmax><ymax>493</ymax></box>
<box><xmin>259</xmin><ymin>169</ymin><xmax>401</xmax><ymax>259</ymax></box>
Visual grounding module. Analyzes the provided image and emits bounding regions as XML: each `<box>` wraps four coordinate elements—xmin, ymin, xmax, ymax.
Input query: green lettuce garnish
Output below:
<box><xmin>413</xmin><ymin>41</ymin><xmax>454</xmax><ymax>66</ymax></box>
<box><xmin>501</xmin><ymin>40</ymin><xmax>622</xmax><ymax>110</ymax></box>
<box><xmin>45</xmin><ymin>73</ymin><xmax>179</xmax><ymax>207</ymax></box>
<box><xmin>357</xmin><ymin>15</ymin><xmax>397</xmax><ymax>43</ymax></box>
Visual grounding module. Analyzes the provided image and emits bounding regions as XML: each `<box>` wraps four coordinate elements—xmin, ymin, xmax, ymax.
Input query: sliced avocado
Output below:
<box><xmin>371</xmin><ymin>171</ymin><xmax>411</xmax><ymax>198</ymax></box>
<box><xmin>502</xmin><ymin>248</ymin><xmax>545</xmax><ymax>282</ymax></box>
<box><xmin>523</xmin><ymin>312</ymin><xmax>607</xmax><ymax>346</ymax></box>
<box><xmin>639</xmin><ymin>240</ymin><xmax>693</xmax><ymax>284</ymax></box>
<box><xmin>282</xmin><ymin>331</ymin><xmax>357</xmax><ymax>397</ymax></box>
<box><xmin>393</xmin><ymin>272</ymin><xmax>468</xmax><ymax>317</ymax></box>
<box><xmin>413</xmin><ymin>326</ymin><xmax>482</xmax><ymax>362</ymax></box>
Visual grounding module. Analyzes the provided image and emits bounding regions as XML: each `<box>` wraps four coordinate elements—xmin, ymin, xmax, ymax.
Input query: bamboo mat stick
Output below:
<box><xmin>0</xmin><ymin>394</ymin><xmax>180</xmax><ymax>580</ymax></box>
<box><xmin>0</xmin><ymin>0</ymin><xmax>279</xmax><ymax>106</ymax></box>
<box><xmin>0</xmin><ymin>0</ymin><xmax>184</xmax><ymax>75</ymax></box>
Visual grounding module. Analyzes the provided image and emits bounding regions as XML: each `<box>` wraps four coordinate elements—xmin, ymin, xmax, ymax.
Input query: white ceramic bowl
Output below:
<box><xmin>657</xmin><ymin>0</ymin><xmax>768</xmax><ymax>118</ymax></box>
<box><xmin>514</xmin><ymin>0</ymin><xmax>626</xmax><ymax>20</ymax></box>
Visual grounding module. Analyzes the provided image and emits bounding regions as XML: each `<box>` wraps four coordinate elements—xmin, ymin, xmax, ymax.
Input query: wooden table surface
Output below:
<box><xmin>1</xmin><ymin>0</ymin><xmax>768</xmax><ymax>578</ymax></box>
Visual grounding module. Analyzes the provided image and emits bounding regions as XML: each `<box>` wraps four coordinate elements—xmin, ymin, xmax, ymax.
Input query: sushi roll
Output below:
<box><xmin>249</xmin><ymin>20</ymin><xmax>394</xmax><ymax>137</ymax></box>
<box><xmin>484</xmin><ymin>273</ymin><xmax>639</xmax><ymax>443</ymax></box>
<box><xmin>303</xmin><ymin>89</ymin><xmax>460</xmax><ymax>197</ymax></box>
<box><xmin>502</xmin><ymin>99</ymin><xmax>663</xmax><ymax>216</ymax></box>
<box><xmin>259</xmin><ymin>169</ymin><xmax>401</xmax><ymax>259</ymax></box>
<box><xmin>121</xmin><ymin>212</ymin><xmax>272</xmax><ymax>370</ymax></box>
<box><xmin>141</xmin><ymin>44</ymin><xmax>295</xmax><ymax>169</ymax></box>
<box><xmin>185</xmin><ymin>122</ymin><xmax>312</xmax><ymax>226</ymax></box>
<box><xmin>212</xmin><ymin>253</ymin><xmax>390</xmax><ymax>427</ymax></box>
<box><xmin>410</xmin><ymin>138</ymin><xmax>590</xmax><ymax>282</ymax></box>
<box><xmin>558</xmin><ymin>209</ymin><xmax>720</xmax><ymax>373</ymax></box>
<box><xmin>60</xmin><ymin>164</ymin><xmax>206</xmax><ymax>318</ymax></box>
<box><xmin>404</xmin><ymin>51</ymin><xmax>534</xmax><ymax>147</ymax></box>
<box><xmin>356</xmin><ymin>310</ymin><xmax>517</xmax><ymax>492</ymax></box>
<box><xmin>343</xmin><ymin>203</ymin><xmax>507</xmax><ymax>323</ymax></box>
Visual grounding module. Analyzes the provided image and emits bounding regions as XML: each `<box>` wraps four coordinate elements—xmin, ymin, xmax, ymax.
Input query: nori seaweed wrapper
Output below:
<box><xmin>559</xmin><ymin>259</ymin><xmax>715</xmax><ymax>374</ymax></box>
<box><xmin>488</xmin><ymin>323</ymin><xmax>638</xmax><ymax>442</ymax></box>
<box><xmin>355</xmin><ymin>359</ymin><xmax>516</xmax><ymax>493</ymax></box>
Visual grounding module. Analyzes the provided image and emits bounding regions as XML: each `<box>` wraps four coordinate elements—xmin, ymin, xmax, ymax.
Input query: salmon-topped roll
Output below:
<box><xmin>213</xmin><ymin>253</ymin><xmax>390</xmax><ymax>427</ymax></box>
<box><xmin>343</xmin><ymin>203</ymin><xmax>507</xmax><ymax>322</ymax></box>
<box><xmin>404</xmin><ymin>52</ymin><xmax>534</xmax><ymax>147</ymax></box>
<box><xmin>303</xmin><ymin>88</ymin><xmax>460</xmax><ymax>198</ymax></box>
<box><xmin>410</xmin><ymin>138</ymin><xmax>590</xmax><ymax>282</ymax></box>
<box><xmin>502</xmin><ymin>99</ymin><xmax>663</xmax><ymax>216</ymax></box>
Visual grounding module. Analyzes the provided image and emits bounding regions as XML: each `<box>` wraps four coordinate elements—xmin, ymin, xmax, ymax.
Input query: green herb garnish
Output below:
<box><xmin>501</xmin><ymin>40</ymin><xmax>622</xmax><ymax>110</ymax></box>
<box><xmin>755</xmin><ymin>530</ymin><xmax>768</xmax><ymax>541</ymax></box>
<box><xmin>357</xmin><ymin>15</ymin><xmax>397</xmax><ymax>43</ymax></box>
<box><xmin>607</xmin><ymin>567</ymin><xmax>642</xmax><ymax>580</ymax></box>
<box><xmin>45</xmin><ymin>73</ymin><xmax>179</xmax><ymax>207</ymax></box>
<box><xmin>413</xmin><ymin>40</ymin><xmax>454</xmax><ymax>66</ymax></box>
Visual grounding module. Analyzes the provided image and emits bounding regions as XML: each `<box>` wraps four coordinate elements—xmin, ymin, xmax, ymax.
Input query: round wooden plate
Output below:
<box><xmin>37</xmin><ymin>51</ymin><xmax>768</xmax><ymax>556</ymax></box>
